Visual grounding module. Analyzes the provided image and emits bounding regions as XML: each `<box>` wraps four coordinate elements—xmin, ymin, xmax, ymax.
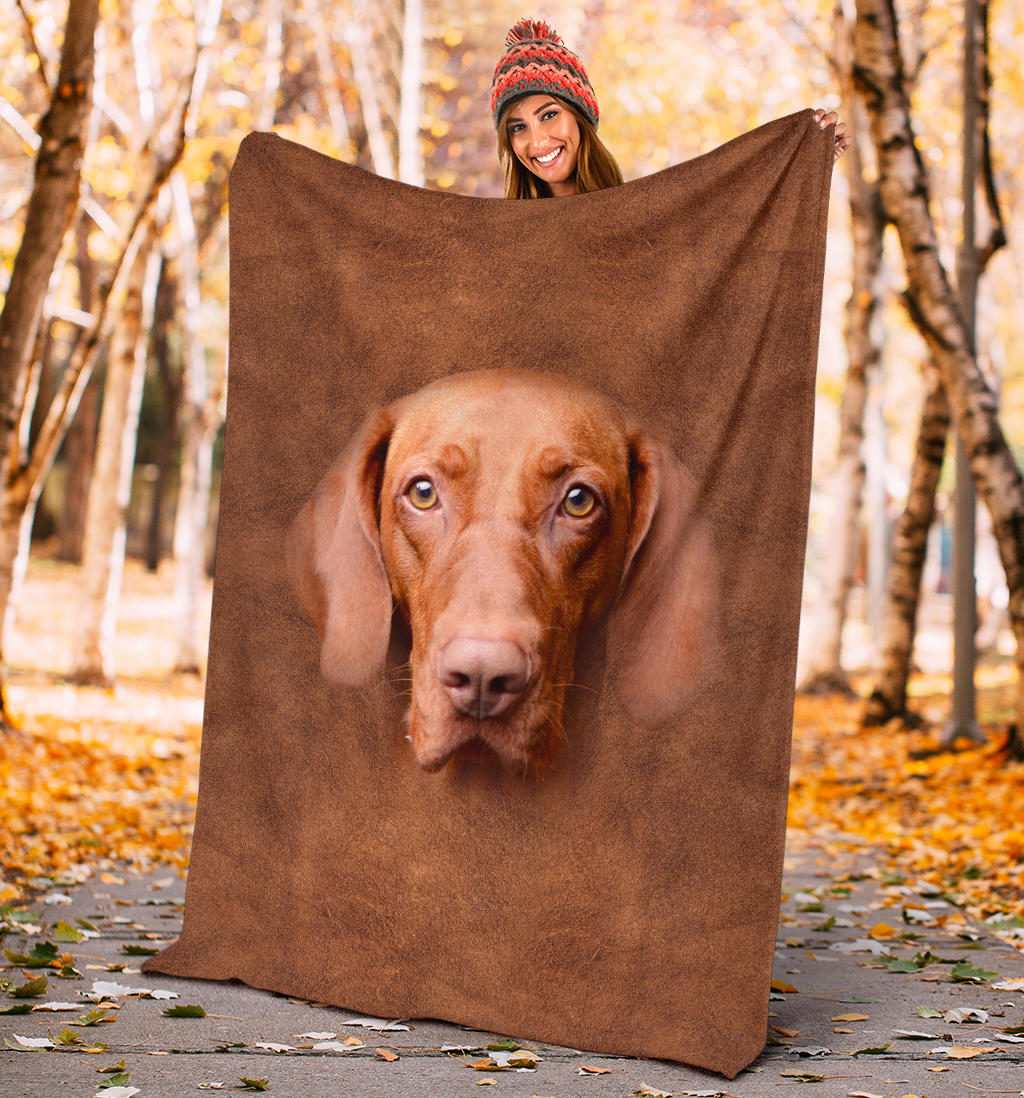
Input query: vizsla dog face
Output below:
<box><xmin>288</xmin><ymin>369</ymin><xmax>716</xmax><ymax>775</ymax></box>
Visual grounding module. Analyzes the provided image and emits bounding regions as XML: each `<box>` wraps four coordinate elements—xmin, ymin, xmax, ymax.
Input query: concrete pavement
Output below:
<box><xmin>2</xmin><ymin>833</ymin><xmax>1023</xmax><ymax>1098</ymax></box>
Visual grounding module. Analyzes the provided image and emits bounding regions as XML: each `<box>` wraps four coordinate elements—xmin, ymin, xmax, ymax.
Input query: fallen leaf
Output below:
<box><xmin>847</xmin><ymin>1092</ymin><xmax>886</xmax><ymax>1098</ymax></box>
<box><xmin>771</xmin><ymin>979</ymin><xmax>799</xmax><ymax>993</ymax></box>
<box><xmin>5</xmin><ymin>1034</ymin><xmax>55</xmax><ymax>1050</ymax></box>
<box><xmin>779</xmin><ymin>1069</ymin><xmax>824</xmax><ymax>1082</ymax></box>
<box><xmin>868</xmin><ymin>922</ymin><xmax>896</xmax><ymax>938</ymax></box>
<box><xmin>254</xmin><ymin>1043</ymin><xmax>292</xmax><ymax>1053</ymax></box>
<box><xmin>161</xmin><ymin>1003</ymin><xmax>206</xmax><ymax>1017</ymax></box>
<box><xmin>915</xmin><ymin>1006</ymin><xmax>942</xmax><ymax>1019</ymax></box>
<box><xmin>98</xmin><ymin>1059</ymin><xmax>127</xmax><ymax>1073</ymax></box>
<box><xmin>341</xmin><ymin>1016</ymin><xmax>410</xmax><ymax>1031</ymax></box>
<box><xmin>578</xmin><ymin>1065</ymin><xmax>612</xmax><ymax>1074</ymax></box>
<box><xmin>831</xmin><ymin>1013</ymin><xmax>869</xmax><ymax>1022</ymax></box>
<box><xmin>945</xmin><ymin>1046</ymin><xmax>985</xmax><ymax>1059</ymax></box>
<box><xmin>93</xmin><ymin>1088</ymin><xmax>139</xmax><ymax>1098</ymax></box>
<box><xmin>53</xmin><ymin>920</ymin><xmax>84</xmax><ymax>943</ymax></box>
<box><xmin>490</xmin><ymin>1048</ymin><xmax>540</xmax><ymax>1068</ymax></box>
<box><xmin>885</xmin><ymin>959</ymin><xmax>922</xmax><ymax>973</ymax></box>
<box><xmin>852</xmin><ymin>1042</ymin><xmax>893</xmax><ymax>1056</ymax></box>
<box><xmin>944</xmin><ymin>1007</ymin><xmax>988</xmax><ymax>1023</ymax></box>
<box><xmin>476</xmin><ymin>1081</ymin><xmax>497</xmax><ymax>1087</ymax></box>
<box><xmin>375</xmin><ymin>1048</ymin><xmax>399</xmax><ymax>1061</ymax></box>
<box><xmin>771</xmin><ymin>1025</ymin><xmax>800</xmax><ymax>1037</ymax></box>
<box><xmin>236</xmin><ymin>1079</ymin><xmax>269</xmax><ymax>1092</ymax></box>
<box><xmin>12</xmin><ymin>975</ymin><xmax>47</xmax><ymax>998</ymax></box>
<box><xmin>950</xmin><ymin>961</ymin><xmax>998</xmax><ymax>983</ymax></box>
<box><xmin>96</xmin><ymin>1072</ymin><xmax>130</xmax><ymax>1090</ymax></box>
<box><xmin>72</xmin><ymin>1009</ymin><xmax>117</xmax><ymax>1026</ymax></box>
<box><xmin>924</xmin><ymin>1066</ymin><xmax>951</xmax><ymax>1072</ymax></box>
<box><xmin>4</xmin><ymin>942</ymin><xmax>59</xmax><ymax>967</ymax></box>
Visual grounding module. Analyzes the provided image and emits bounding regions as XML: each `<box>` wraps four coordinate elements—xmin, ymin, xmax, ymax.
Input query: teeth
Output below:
<box><xmin>536</xmin><ymin>148</ymin><xmax>561</xmax><ymax>164</ymax></box>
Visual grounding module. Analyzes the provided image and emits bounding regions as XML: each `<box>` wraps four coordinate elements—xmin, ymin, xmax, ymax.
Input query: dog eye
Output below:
<box><xmin>562</xmin><ymin>485</ymin><xmax>596</xmax><ymax>518</ymax></box>
<box><xmin>407</xmin><ymin>478</ymin><xmax>438</xmax><ymax>510</ymax></box>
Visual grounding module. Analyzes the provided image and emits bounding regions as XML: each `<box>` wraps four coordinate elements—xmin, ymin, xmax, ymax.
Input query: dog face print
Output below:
<box><xmin>288</xmin><ymin>369</ymin><xmax>717</xmax><ymax>775</ymax></box>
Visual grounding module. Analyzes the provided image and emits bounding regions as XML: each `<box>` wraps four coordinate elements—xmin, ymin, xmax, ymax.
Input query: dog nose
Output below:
<box><xmin>438</xmin><ymin>637</ymin><xmax>531</xmax><ymax>719</ymax></box>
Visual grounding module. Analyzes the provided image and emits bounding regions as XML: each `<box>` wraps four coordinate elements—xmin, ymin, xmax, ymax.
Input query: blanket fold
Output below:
<box><xmin>144</xmin><ymin>109</ymin><xmax>832</xmax><ymax>1078</ymax></box>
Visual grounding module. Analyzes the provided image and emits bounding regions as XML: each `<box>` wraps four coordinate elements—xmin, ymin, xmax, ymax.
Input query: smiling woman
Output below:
<box><xmin>490</xmin><ymin>18</ymin><xmax>851</xmax><ymax>199</ymax></box>
<box><xmin>490</xmin><ymin>19</ymin><xmax>624</xmax><ymax>198</ymax></box>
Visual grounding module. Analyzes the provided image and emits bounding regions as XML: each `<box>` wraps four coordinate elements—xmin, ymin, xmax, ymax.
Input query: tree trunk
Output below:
<box><xmin>858</xmin><ymin>0</ymin><xmax>1007</xmax><ymax>726</ymax></box>
<box><xmin>800</xmin><ymin>1</ymin><xmax>886</xmax><ymax>692</ymax></box>
<box><xmin>58</xmin><ymin>213</ymin><xmax>100</xmax><ymax>563</ymax></box>
<box><xmin>346</xmin><ymin>0</ymin><xmax>395</xmax><ymax>178</ymax></box>
<box><xmin>863</xmin><ymin>370</ymin><xmax>949</xmax><ymax>724</ymax></box>
<box><xmin>305</xmin><ymin>0</ymin><xmax>352</xmax><ymax>154</ymax></box>
<box><xmin>169</xmin><ymin>173</ymin><xmax>220</xmax><ymax>674</ymax></box>
<box><xmin>853</xmin><ymin>0</ymin><xmax>1024</xmax><ymax>732</ymax></box>
<box><xmin>144</xmin><ymin>254</ymin><xmax>181</xmax><ymax>572</ymax></box>
<box><xmin>0</xmin><ymin>0</ymin><xmax>100</xmax><ymax>499</ymax></box>
<box><xmin>397</xmin><ymin>0</ymin><xmax>424</xmax><ymax>186</ymax></box>
<box><xmin>70</xmin><ymin>231</ymin><xmax>160</xmax><ymax>685</ymax></box>
<box><xmin>257</xmin><ymin>0</ymin><xmax>282</xmax><ymax>131</ymax></box>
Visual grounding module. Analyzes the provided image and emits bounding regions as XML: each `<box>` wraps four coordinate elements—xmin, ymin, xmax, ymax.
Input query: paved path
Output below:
<box><xmin>3</xmin><ymin>833</ymin><xmax>1023</xmax><ymax>1098</ymax></box>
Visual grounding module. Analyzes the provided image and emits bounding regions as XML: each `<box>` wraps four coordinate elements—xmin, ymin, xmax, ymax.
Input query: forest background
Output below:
<box><xmin>1</xmin><ymin>0</ymin><xmax>1023</xmax><ymax>942</ymax></box>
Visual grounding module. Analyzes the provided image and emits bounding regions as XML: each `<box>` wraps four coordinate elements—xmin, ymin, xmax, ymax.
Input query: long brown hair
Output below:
<box><xmin>496</xmin><ymin>100</ymin><xmax>624</xmax><ymax>199</ymax></box>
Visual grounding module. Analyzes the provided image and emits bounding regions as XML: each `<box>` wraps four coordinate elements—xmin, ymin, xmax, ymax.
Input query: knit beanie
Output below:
<box><xmin>490</xmin><ymin>18</ymin><xmax>599</xmax><ymax>130</ymax></box>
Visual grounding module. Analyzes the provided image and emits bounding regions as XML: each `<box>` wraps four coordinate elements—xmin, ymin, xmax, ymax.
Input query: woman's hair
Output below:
<box><xmin>496</xmin><ymin>100</ymin><xmax>624</xmax><ymax>199</ymax></box>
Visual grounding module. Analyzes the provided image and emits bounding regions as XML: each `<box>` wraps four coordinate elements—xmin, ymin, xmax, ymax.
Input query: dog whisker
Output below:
<box><xmin>550</xmin><ymin>680</ymin><xmax>599</xmax><ymax>696</ymax></box>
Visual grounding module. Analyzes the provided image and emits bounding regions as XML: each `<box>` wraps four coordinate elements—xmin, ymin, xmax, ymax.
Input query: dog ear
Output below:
<box><xmin>287</xmin><ymin>409</ymin><xmax>395</xmax><ymax>687</ymax></box>
<box><xmin>606</xmin><ymin>430</ymin><xmax>718</xmax><ymax>725</ymax></box>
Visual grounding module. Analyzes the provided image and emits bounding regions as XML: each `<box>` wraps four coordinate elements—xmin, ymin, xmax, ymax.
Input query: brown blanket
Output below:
<box><xmin>144</xmin><ymin>110</ymin><xmax>833</xmax><ymax>1078</ymax></box>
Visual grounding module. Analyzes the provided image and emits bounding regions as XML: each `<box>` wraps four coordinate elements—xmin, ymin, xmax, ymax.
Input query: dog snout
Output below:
<box><xmin>438</xmin><ymin>637</ymin><xmax>531</xmax><ymax>720</ymax></box>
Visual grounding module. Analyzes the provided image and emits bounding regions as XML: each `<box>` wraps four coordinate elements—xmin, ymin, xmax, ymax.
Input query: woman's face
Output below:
<box><xmin>503</xmin><ymin>95</ymin><xmax>581</xmax><ymax>196</ymax></box>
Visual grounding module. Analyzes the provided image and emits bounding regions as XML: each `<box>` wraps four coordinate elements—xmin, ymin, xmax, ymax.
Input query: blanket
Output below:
<box><xmin>144</xmin><ymin>109</ymin><xmax>833</xmax><ymax>1078</ymax></box>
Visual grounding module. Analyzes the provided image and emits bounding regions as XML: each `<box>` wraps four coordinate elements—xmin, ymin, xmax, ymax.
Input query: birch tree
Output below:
<box><xmin>398</xmin><ymin>0</ymin><xmax>424</xmax><ymax>186</ymax></box>
<box><xmin>167</xmin><ymin>0</ymin><xmax>226</xmax><ymax>673</ymax></box>
<box><xmin>853</xmin><ymin>0</ymin><xmax>1023</xmax><ymax>732</ymax></box>
<box><xmin>799</xmin><ymin>0</ymin><xmax>886</xmax><ymax>693</ymax></box>
<box><xmin>860</xmin><ymin>0</ymin><xmax>1006</xmax><ymax>726</ymax></box>
<box><xmin>0</xmin><ymin>0</ymin><xmax>100</xmax><ymax>599</ymax></box>
<box><xmin>70</xmin><ymin>226</ymin><xmax>159</xmax><ymax>684</ymax></box>
<box><xmin>0</xmin><ymin>11</ymin><xmax>205</xmax><ymax>720</ymax></box>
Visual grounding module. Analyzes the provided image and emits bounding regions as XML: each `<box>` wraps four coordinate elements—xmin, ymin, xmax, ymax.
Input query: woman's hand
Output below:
<box><xmin>813</xmin><ymin>108</ymin><xmax>852</xmax><ymax>161</ymax></box>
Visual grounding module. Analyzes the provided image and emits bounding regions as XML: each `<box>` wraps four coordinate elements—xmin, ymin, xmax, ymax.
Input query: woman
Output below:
<box><xmin>490</xmin><ymin>18</ymin><xmax>850</xmax><ymax>198</ymax></box>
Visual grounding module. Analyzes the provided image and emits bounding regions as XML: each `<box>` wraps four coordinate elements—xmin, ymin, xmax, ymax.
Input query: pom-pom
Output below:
<box><xmin>505</xmin><ymin>18</ymin><xmax>564</xmax><ymax>48</ymax></box>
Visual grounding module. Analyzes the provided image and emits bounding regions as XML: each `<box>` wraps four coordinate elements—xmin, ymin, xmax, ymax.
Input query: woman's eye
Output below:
<box><xmin>407</xmin><ymin>479</ymin><xmax>438</xmax><ymax>510</ymax></box>
<box><xmin>542</xmin><ymin>109</ymin><xmax>558</xmax><ymax>121</ymax></box>
<box><xmin>562</xmin><ymin>485</ymin><xmax>596</xmax><ymax>518</ymax></box>
<box><xmin>508</xmin><ymin>122</ymin><xmax>523</xmax><ymax>135</ymax></box>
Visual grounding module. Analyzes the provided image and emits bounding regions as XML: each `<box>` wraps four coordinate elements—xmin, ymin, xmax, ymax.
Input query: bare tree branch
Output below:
<box><xmin>15</xmin><ymin>0</ymin><xmax>52</xmax><ymax>94</ymax></box>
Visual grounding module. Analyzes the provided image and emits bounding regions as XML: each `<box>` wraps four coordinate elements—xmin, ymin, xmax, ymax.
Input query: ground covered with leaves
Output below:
<box><xmin>1</xmin><ymin>558</ymin><xmax>1022</xmax><ymax>950</ymax></box>
<box><xmin>0</xmin><ymin>558</ymin><xmax>205</xmax><ymax>902</ymax></box>
<box><xmin>789</xmin><ymin>664</ymin><xmax>1024</xmax><ymax>947</ymax></box>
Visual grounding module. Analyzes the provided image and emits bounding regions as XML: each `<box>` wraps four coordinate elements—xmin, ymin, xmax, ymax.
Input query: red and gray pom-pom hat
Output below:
<box><xmin>490</xmin><ymin>18</ymin><xmax>599</xmax><ymax>129</ymax></box>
